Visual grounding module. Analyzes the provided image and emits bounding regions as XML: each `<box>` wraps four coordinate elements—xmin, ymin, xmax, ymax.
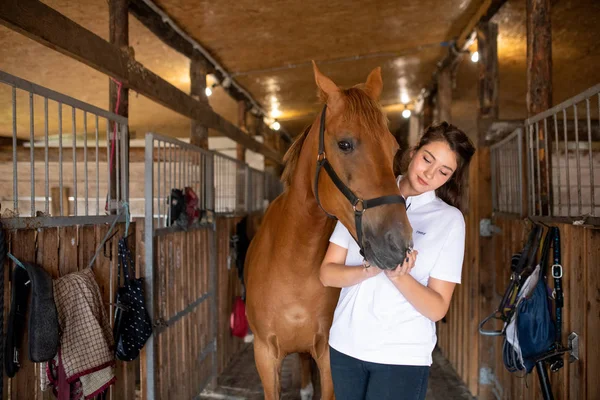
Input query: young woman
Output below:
<box><xmin>320</xmin><ymin>122</ymin><xmax>476</xmax><ymax>400</ymax></box>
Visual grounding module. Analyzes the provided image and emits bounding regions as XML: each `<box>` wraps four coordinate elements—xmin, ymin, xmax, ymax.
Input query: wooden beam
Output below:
<box><xmin>236</xmin><ymin>100</ymin><xmax>247</xmax><ymax>162</ymax></box>
<box><xmin>0</xmin><ymin>0</ymin><xmax>282</xmax><ymax>164</ymax></box>
<box><xmin>190</xmin><ymin>53</ymin><xmax>209</xmax><ymax>149</ymax></box>
<box><xmin>437</xmin><ymin>68</ymin><xmax>452</xmax><ymax>124</ymax></box>
<box><xmin>527</xmin><ymin>0</ymin><xmax>552</xmax><ymax>215</ymax></box>
<box><xmin>477</xmin><ymin>21</ymin><xmax>499</xmax><ymax>137</ymax></box>
<box><xmin>422</xmin><ymin>92</ymin><xmax>435</xmax><ymax>129</ymax></box>
<box><xmin>109</xmin><ymin>0</ymin><xmax>129</xmax><ymax>210</ymax></box>
<box><xmin>475</xmin><ymin>20</ymin><xmax>499</xmax><ymax>400</ymax></box>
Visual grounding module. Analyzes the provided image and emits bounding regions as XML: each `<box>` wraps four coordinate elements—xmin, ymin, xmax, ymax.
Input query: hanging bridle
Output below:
<box><xmin>313</xmin><ymin>105</ymin><xmax>406</xmax><ymax>257</ymax></box>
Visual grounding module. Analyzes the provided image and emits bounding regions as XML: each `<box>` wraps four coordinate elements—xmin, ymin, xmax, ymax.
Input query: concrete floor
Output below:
<box><xmin>200</xmin><ymin>344</ymin><xmax>474</xmax><ymax>400</ymax></box>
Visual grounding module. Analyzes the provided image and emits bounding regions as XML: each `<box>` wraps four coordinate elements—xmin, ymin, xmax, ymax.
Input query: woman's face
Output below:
<box><xmin>407</xmin><ymin>140</ymin><xmax>458</xmax><ymax>193</ymax></box>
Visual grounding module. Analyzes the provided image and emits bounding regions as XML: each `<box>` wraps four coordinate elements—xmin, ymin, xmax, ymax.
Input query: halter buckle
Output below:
<box><xmin>353</xmin><ymin>199</ymin><xmax>365</xmax><ymax>214</ymax></box>
<box><xmin>317</xmin><ymin>152</ymin><xmax>326</xmax><ymax>163</ymax></box>
<box><xmin>552</xmin><ymin>264</ymin><xmax>563</xmax><ymax>279</ymax></box>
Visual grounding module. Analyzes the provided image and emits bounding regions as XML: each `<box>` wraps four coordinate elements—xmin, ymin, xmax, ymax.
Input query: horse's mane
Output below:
<box><xmin>281</xmin><ymin>124</ymin><xmax>311</xmax><ymax>188</ymax></box>
<box><xmin>281</xmin><ymin>87</ymin><xmax>388</xmax><ymax>188</ymax></box>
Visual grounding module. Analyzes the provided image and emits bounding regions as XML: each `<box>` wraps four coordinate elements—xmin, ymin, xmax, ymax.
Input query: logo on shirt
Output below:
<box><xmin>416</xmin><ymin>230</ymin><xmax>426</xmax><ymax>235</ymax></box>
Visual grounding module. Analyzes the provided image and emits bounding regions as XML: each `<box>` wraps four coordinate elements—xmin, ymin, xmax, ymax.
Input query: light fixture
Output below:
<box><xmin>271</xmin><ymin>121</ymin><xmax>281</xmax><ymax>131</ymax></box>
<box><xmin>205</xmin><ymin>87</ymin><xmax>213</xmax><ymax>97</ymax></box>
<box><xmin>402</xmin><ymin>109</ymin><xmax>411</xmax><ymax>119</ymax></box>
<box><xmin>400</xmin><ymin>93</ymin><xmax>410</xmax><ymax>104</ymax></box>
<box><xmin>471</xmin><ymin>51</ymin><xmax>479</xmax><ymax>63</ymax></box>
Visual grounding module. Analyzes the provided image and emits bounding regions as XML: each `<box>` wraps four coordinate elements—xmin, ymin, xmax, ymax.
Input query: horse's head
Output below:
<box><xmin>311</xmin><ymin>62</ymin><xmax>413</xmax><ymax>270</ymax></box>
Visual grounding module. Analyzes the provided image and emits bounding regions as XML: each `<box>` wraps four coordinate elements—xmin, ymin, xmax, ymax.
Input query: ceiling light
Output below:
<box><xmin>471</xmin><ymin>51</ymin><xmax>479</xmax><ymax>63</ymax></box>
<box><xmin>271</xmin><ymin>121</ymin><xmax>281</xmax><ymax>131</ymax></box>
<box><xmin>400</xmin><ymin>93</ymin><xmax>410</xmax><ymax>104</ymax></box>
<box><xmin>205</xmin><ymin>87</ymin><xmax>212</xmax><ymax>97</ymax></box>
<box><xmin>402</xmin><ymin>109</ymin><xmax>411</xmax><ymax>119</ymax></box>
<box><xmin>270</xmin><ymin>108</ymin><xmax>282</xmax><ymax>118</ymax></box>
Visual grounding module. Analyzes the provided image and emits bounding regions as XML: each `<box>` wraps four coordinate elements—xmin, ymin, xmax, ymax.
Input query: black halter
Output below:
<box><xmin>314</xmin><ymin>105</ymin><xmax>406</xmax><ymax>257</ymax></box>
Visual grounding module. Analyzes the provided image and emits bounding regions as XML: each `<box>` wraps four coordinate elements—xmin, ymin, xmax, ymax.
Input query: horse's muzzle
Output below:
<box><xmin>362</xmin><ymin>228</ymin><xmax>413</xmax><ymax>271</ymax></box>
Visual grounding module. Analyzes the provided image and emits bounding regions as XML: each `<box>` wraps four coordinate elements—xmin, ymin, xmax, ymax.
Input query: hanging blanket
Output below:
<box><xmin>41</xmin><ymin>268</ymin><xmax>116</xmax><ymax>399</ymax></box>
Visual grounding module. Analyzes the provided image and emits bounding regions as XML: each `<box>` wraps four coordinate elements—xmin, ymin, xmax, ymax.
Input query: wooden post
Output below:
<box><xmin>236</xmin><ymin>101</ymin><xmax>247</xmax><ymax>162</ymax></box>
<box><xmin>475</xmin><ymin>20</ymin><xmax>498</xmax><ymax>400</ymax></box>
<box><xmin>108</xmin><ymin>0</ymin><xmax>129</xmax><ymax>212</ymax></box>
<box><xmin>190</xmin><ymin>53</ymin><xmax>210</xmax><ymax>149</ymax></box>
<box><xmin>263</xmin><ymin>124</ymin><xmax>280</xmax><ymax>178</ymax></box>
<box><xmin>438</xmin><ymin>68</ymin><xmax>452</xmax><ymax>124</ymax></box>
<box><xmin>527</xmin><ymin>0</ymin><xmax>552</xmax><ymax>215</ymax></box>
<box><xmin>422</xmin><ymin>92</ymin><xmax>434</xmax><ymax>129</ymax></box>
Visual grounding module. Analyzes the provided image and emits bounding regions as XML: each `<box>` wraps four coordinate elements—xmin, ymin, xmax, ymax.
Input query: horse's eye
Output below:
<box><xmin>337</xmin><ymin>140</ymin><xmax>353</xmax><ymax>152</ymax></box>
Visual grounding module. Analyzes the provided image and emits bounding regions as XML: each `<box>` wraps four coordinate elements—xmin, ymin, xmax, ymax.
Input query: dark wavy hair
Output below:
<box><xmin>399</xmin><ymin>122</ymin><xmax>476</xmax><ymax>211</ymax></box>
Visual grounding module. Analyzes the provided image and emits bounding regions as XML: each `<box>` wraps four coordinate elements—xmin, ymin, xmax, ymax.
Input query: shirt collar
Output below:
<box><xmin>397</xmin><ymin>175</ymin><xmax>436</xmax><ymax>211</ymax></box>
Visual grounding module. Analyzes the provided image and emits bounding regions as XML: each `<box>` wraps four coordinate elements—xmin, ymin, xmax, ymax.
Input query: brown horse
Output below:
<box><xmin>244</xmin><ymin>63</ymin><xmax>413</xmax><ymax>399</ymax></box>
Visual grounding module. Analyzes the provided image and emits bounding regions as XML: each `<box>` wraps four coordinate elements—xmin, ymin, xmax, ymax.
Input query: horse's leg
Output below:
<box><xmin>254</xmin><ymin>336</ymin><xmax>284</xmax><ymax>400</ymax></box>
<box><xmin>299</xmin><ymin>353</ymin><xmax>314</xmax><ymax>400</ymax></box>
<box><xmin>312</xmin><ymin>335</ymin><xmax>335</xmax><ymax>400</ymax></box>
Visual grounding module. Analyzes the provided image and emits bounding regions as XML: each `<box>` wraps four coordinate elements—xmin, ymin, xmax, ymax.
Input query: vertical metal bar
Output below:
<box><xmin>517</xmin><ymin>129</ymin><xmax>524</xmax><ymax>216</ymax></box>
<box><xmin>29</xmin><ymin>92</ymin><xmax>35</xmax><ymax>216</ymax></box>
<box><xmin>535</xmin><ymin>122</ymin><xmax>542</xmax><ymax>215</ymax></box>
<box><xmin>528</xmin><ymin>124</ymin><xmax>535</xmax><ymax>215</ymax></box>
<box><xmin>179</xmin><ymin>146</ymin><xmax>183</xmax><ymax>188</ymax></box>
<box><xmin>72</xmin><ymin>107</ymin><xmax>77</xmax><ymax>215</ymax></box>
<box><xmin>162</xmin><ymin>141</ymin><xmax>167</xmax><ymax>228</ymax></box>
<box><xmin>543</xmin><ymin>118</ymin><xmax>551</xmax><ymax>215</ymax></box>
<box><xmin>157</xmin><ymin>140</ymin><xmax>161</xmax><ymax>226</ymax></box>
<box><xmin>563</xmin><ymin>109</ymin><xmax>571</xmax><ymax>216</ymax></box>
<box><xmin>44</xmin><ymin>97</ymin><xmax>49</xmax><ymax>215</ymax></box>
<box><xmin>106</xmin><ymin>118</ymin><xmax>111</xmax><ymax>212</ymax></box>
<box><xmin>553</xmin><ymin>113</ymin><xmax>561</xmax><ymax>214</ymax></box>
<box><xmin>116</xmin><ymin>122</ymin><xmax>120</xmax><ymax>206</ymax></box>
<box><xmin>121</xmin><ymin>125</ymin><xmax>129</xmax><ymax>205</ymax></box>
<box><xmin>84</xmin><ymin>111</ymin><xmax>89</xmax><ymax>215</ymax></box>
<box><xmin>95</xmin><ymin>115</ymin><xmax>100</xmax><ymax>215</ymax></box>
<box><xmin>168</xmin><ymin>143</ymin><xmax>172</xmax><ymax>226</ymax></box>
<box><xmin>574</xmin><ymin>105</ymin><xmax>582</xmax><ymax>215</ymax></box>
<box><xmin>59</xmin><ymin>103</ymin><xmax>64</xmax><ymax>216</ymax></box>
<box><xmin>586</xmin><ymin>98</ymin><xmax>594</xmax><ymax>215</ymax></box>
<box><xmin>12</xmin><ymin>86</ymin><xmax>18</xmax><ymax>213</ymax></box>
<box><xmin>143</xmin><ymin>133</ymin><xmax>155</xmax><ymax>400</ymax></box>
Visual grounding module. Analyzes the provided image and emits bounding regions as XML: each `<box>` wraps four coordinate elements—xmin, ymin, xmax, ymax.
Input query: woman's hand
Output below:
<box><xmin>384</xmin><ymin>249</ymin><xmax>418</xmax><ymax>280</ymax></box>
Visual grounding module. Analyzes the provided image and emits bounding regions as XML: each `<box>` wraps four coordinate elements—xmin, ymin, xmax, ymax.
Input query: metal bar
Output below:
<box><xmin>574</xmin><ymin>105</ymin><xmax>582</xmax><ymax>215</ymax></box>
<box><xmin>517</xmin><ymin>129</ymin><xmax>524</xmax><ymax>216</ymax></box>
<box><xmin>95</xmin><ymin>115</ymin><xmax>100</xmax><ymax>215</ymax></box>
<box><xmin>586</xmin><ymin>98</ymin><xmax>594</xmax><ymax>215</ymax></box>
<box><xmin>0</xmin><ymin>214</ymin><xmax>125</xmax><ymax>230</ymax></box>
<box><xmin>553</xmin><ymin>113</ymin><xmax>561</xmax><ymax>214</ymax></box>
<box><xmin>58</xmin><ymin>103</ymin><xmax>63</xmax><ymax>216</ymax></box>
<box><xmin>72</xmin><ymin>107</ymin><xmax>77</xmax><ymax>215</ymax></box>
<box><xmin>162</xmin><ymin>140</ymin><xmax>167</xmax><ymax>228</ymax></box>
<box><xmin>157</xmin><ymin>139</ymin><xmax>161</xmax><ymax>228</ymax></box>
<box><xmin>543</xmin><ymin>118</ymin><xmax>551</xmax><ymax>215</ymax></box>
<box><xmin>563</xmin><ymin>109</ymin><xmax>571</xmax><ymax>216</ymax></box>
<box><xmin>535</xmin><ymin>122</ymin><xmax>542</xmax><ymax>215</ymax></box>
<box><xmin>526</xmin><ymin>83</ymin><xmax>600</xmax><ymax>125</ymax></box>
<box><xmin>161</xmin><ymin>291</ymin><xmax>212</xmax><ymax>328</ymax></box>
<box><xmin>44</xmin><ymin>97</ymin><xmax>49</xmax><ymax>215</ymax></box>
<box><xmin>12</xmin><ymin>86</ymin><xmax>18</xmax><ymax>213</ymax></box>
<box><xmin>116</xmin><ymin>122</ymin><xmax>120</xmax><ymax>206</ymax></box>
<box><xmin>143</xmin><ymin>133</ymin><xmax>156</xmax><ymax>400</ymax></box>
<box><xmin>106</xmin><ymin>118</ymin><xmax>110</xmax><ymax>212</ymax></box>
<box><xmin>122</xmin><ymin>125</ymin><xmax>129</xmax><ymax>205</ymax></box>
<box><xmin>84</xmin><ymin>111</ymin><xmax>89</xmax><ymax>215</ymax></box>
<box><xmin>528</xmin><ymin>124</ymin><xmax>535</xmax><ymax>215</ymax></box>
<box><xmin>168</xmin><ymin>143</ymin><xmax>172</xmax><ymax>226</ymax></box>
<box><xmin>0</xmin><ymin>70</ymin><xmax>127</xmax><ymax>125</ymax></box>
<box><xmin>29</xmin><ymin>92</ymin><xmax>35</xmax><ymax>216</ymax></box>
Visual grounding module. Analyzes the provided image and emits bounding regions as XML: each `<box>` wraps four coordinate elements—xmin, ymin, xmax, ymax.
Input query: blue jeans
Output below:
<box><xmin>329</xmin><ymin>346</ymin><xmax>429</xmax><ymax>400</ymax></box>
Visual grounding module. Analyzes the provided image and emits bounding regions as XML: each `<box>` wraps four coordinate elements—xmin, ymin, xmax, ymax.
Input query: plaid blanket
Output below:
<box><xmin>41</xmin><ymin>268</ymin><xmax>115</xmax><ymax>399</ymax></box>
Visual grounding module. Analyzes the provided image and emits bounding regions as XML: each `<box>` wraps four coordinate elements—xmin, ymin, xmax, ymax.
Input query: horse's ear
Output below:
<box><xmin>312</xmin><ymin>61</ymin><xmax>340</xmax><ymax>103</ymax></box>
<box><xmin>364</xmin><ymin>67</ymin><xmax>383</xmax><ymax>101</ymax></box>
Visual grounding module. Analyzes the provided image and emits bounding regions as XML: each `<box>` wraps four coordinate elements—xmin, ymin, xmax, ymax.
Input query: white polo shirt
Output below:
<box><xmin>328</xmin><ymin>176</ymin><xmax>465</xmax><ymax>366</ymax></box>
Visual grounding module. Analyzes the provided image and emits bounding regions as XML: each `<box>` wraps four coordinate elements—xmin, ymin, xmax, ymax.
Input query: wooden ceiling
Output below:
<box><xmin>0</xmin><ymin>0</ymin><xmax>599</xmax><ymax>144</ymax></box>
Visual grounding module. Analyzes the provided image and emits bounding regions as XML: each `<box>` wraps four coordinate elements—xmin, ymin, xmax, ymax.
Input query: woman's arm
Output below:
<box><xmin>320</xmin><ymin>243</ymin><xmax>381</xmax><ymax>288</ymax></box>
<box><xmin>385</xmin><ymin>272</ymin><xmax>456</xmax><ymax>322</ymax></box>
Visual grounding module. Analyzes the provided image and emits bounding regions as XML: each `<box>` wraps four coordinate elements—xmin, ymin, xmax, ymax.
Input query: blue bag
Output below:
<box><xmin>516</xmin><ymin>277</ymin><xmax>555</xmax><ymax>372</ymax></box>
